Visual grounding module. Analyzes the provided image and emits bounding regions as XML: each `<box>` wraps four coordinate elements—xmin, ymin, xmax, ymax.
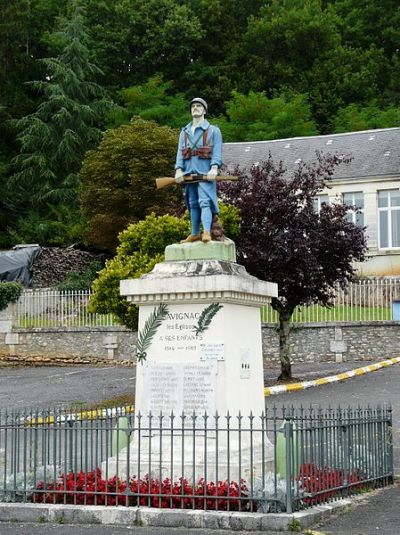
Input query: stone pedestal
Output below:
<box><xmin>105</xmin><ymin>241</ymin><xmax>278</xmax><ymax>482</ymax></box>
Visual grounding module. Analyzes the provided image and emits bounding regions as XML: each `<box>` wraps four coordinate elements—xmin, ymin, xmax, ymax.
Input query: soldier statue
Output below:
<box><xmin>175</xmin><ymin>97</ymin><xmax>222</xmax><ymax>243</ymax></box>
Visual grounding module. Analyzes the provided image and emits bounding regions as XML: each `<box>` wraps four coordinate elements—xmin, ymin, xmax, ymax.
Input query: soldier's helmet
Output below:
<box><xmin>190</xmin><ymin>97</ymin><xmax>208</xmax><ymax>113</ymax></box>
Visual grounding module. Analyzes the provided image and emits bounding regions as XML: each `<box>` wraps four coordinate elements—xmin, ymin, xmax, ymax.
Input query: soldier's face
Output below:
<box><xmin>191</xmin><ymin>103</ymin><xmax>205</xmax><ymax>117</ymax></box>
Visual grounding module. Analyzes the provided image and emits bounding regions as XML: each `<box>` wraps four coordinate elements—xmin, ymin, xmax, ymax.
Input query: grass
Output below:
<box><xmin>16</xmin><ymin>314</ymin><xmax>117</xmax><ymax>329</ymax></box>
<box><xmin>261</xmin><ymin>304</ymin><xmax>391</xmax><ymax>323</ymax></box>
<box><xmin>288</xmin><ymin>517</ymin><xmax>302</xmax><ymax>532</ymax></box>
<box><xmin>69</xmin><ymin>393</ymin><xmax>135</xmax><ymax>411</ymax></box>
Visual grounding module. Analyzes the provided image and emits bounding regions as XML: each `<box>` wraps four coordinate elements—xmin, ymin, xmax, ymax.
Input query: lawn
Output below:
<box><xmin>261</xmin><ymin>304</ymin><xmax>392</xmax><ymax>323</ymax></box>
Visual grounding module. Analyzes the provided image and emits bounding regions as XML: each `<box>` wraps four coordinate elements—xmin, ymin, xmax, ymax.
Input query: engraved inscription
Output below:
<box><xmin>143</xmin><ymin>362</ymin><xmax>216</xmax><ymax>415</ymax></box>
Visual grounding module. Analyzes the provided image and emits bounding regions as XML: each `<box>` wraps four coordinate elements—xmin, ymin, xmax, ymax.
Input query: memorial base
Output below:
<box><xmin>106</xmin><ymin>255</ymin><xmax>278</xmax><ymax>481</ymax></box>
<box><xmin>105</xmin><ymin>421</ymin><xmax>274</xmax><ymax>483</ymax></box>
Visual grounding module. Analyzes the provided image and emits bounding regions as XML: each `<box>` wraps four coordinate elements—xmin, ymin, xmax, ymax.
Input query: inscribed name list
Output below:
<box><xmin>143</xmin><ymin>361</ymin><xmax>217</xmax><ymax>415</ymax></box>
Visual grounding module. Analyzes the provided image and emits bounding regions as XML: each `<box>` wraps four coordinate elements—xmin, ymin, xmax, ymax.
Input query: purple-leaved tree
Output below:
<box><xmin>220</xmin><ymin>153</ymin><xmax>367</xmax><ymax>380</ymax></box>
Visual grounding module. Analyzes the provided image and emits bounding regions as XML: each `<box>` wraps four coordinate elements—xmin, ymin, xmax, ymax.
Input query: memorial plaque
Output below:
<box><xmin>199</xmin><ymin>342</ymin><xmax>224</xmax><ymax>361</ymax></box>
<box><xmin>143</xmin><ymin>361</ymin><xmax>217</xmax><ymax>415</ymax></box>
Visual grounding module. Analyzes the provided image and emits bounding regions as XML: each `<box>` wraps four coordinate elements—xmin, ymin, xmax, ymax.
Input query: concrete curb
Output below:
<box><xmin>0</xmin><ymin>499</ymin><xmax>352</xmax><ymax>531</ymax></box>
<box><xmin>264</xmin><ymin>357</ymin><xmax>400</xmax><ymax>397</ymax></box>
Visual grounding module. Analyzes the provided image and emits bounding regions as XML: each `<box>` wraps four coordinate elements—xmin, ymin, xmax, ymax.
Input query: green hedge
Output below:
<box><xmin>0</xmin><ymin>282</ymin><xmax>23</xmax><ymax>311</ymax></box>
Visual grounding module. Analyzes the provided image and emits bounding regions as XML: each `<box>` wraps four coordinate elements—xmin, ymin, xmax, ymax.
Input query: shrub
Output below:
<box><xmin>57</xmin><ymin>261</ymin><xmax>103</xmax><ymax>291</ymax></box>
<box><xmin>0</xmin><ymin>282</ymin><xmax>23</xmax><ymax>311</ymax></box>
<box><xmin>89</xmin><ymin>213</ymin><xmax>190</xmax><ymax>329</ymax></box>
<box><xmin>89</xmin><ymin>206</ymin><xmax>239</xmax><ymax>330</ymax></box>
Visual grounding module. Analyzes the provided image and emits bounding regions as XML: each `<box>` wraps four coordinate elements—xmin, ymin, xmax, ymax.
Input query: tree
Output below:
<box><xmin>81</xmin><ymin>0</ymin><xmax>203</xmax><ymax>90</ymax></box>
<box><xmin>333</xmin><ymin>102</ymin><xmax>400</xmax><ymax>133</ymax></box>
<box><xmin>107</xmin><ymin>75</ymin><xmax>189</xmax><ymax>129</ymax></box>
<box><xmin>79</xmin><ymin>117</ymin><xmax>182</xmax><ymax>252</ymax></box>
<box><xmin>10</xmin><ymin>6</ymin><xmax>110</xmax><ymax>242</ymax></box>
<box><xmin>308</xmin><ymin>45</ymin><xmax>392</xmax><ymax>131</ymax></box>
<box><xmin>182</xmin><ymin>0</ymin><xmax>263</xmax><ymax>111</ymax></box>
<box><xmin>212</xmin><ymin>91</ymin><xmax>319</xmax><ymax>141</ymax></box>
<box><xmin>237</xmin><ymin>0</ymin><xmax>340</xmax><ymax>94</ymax></box>
<box><xmin>220</xmin><ymin>154</ymin><xmax>367</xmax><ymax>380</ymax></box>
<box><xmin>328</xmin><ymin>0</ymin><xmax>400</xmax><ymax>58</ymax></box>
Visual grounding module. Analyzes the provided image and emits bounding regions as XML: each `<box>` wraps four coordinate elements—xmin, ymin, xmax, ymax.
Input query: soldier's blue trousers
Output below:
<box><xmin>185</xmin><ymin>182</ymin><xmax>218</xmax><ymax>235</ymax></box>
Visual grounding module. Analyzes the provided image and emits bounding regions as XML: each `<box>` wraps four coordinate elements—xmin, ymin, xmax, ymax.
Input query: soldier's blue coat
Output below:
<box><xmin>175</xmin><ymin>119</ymin><xmax>223</xmax><ymax>216</ymax></box>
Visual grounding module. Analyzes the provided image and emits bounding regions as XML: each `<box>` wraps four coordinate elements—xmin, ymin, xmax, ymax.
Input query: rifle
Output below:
<box><xmin>156</xmin><ymin>174</ymin><xmax>238</xmax><ymax>190</ymax></box>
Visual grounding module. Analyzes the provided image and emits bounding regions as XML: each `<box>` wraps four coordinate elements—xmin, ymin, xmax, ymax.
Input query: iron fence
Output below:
<box><xmin>0</xmin><ymin>405</ymin><xmax>393</xmax><ymax>512</ymax></box>
<box><xmin>10</xmin><ymin>279</ymin><xmax>400</xmax><ymax>329</ymax></box>
<box><xmin>14</xmin><ymin>289</ymin><xmax>116</xmax><ymax>328</ymax></box>
<box><xmin>261</xmin><ymin>277</ymin><xmax>400</xmax><ymax>323</ymax></box>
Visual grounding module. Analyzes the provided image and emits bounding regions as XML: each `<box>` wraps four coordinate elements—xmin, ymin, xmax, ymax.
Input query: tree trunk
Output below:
<box><xmin>278</xmin><ymin>310</ymin><xmax>292</xmax><ymax>381</ymax></box>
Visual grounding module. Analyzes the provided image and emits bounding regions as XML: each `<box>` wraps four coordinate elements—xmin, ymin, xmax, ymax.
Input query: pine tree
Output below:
<box><xmin>11</xmin><ymin>5</ymin><xmax>111</xmax><ymax>211</ymax></box>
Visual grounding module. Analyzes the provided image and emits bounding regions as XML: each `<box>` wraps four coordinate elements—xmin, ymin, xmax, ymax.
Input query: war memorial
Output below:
<box><xmin>0</xmin><ymin>98</ymin><xmax>393</xmax><ymax>531</ymax></box>
<box><xmin>106</xmin><ymin>97</ymin><xmax>278</xmax><ymax>482</ymax></box>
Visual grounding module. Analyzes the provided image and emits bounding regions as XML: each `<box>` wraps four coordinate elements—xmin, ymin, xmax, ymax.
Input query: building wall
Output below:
<box><xmin>320</xmin><ymin>176</ymin><xmax>400</xmax><ymax>276</ymax></box>
<box><xmin>1</xmin><ymin>322</ymin><xmax>399</xmax><ymax>364</ymax></box>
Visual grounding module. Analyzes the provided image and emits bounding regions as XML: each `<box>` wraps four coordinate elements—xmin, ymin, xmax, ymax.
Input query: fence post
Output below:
<box><xmin>341</xmin><ymin>419</ymin><xmax>349</xmax><ymax>497</ymax></box>
<box><xmin>387</xmin><ymin>406</ymin><xmax>394</xmax><ymax>482</ymax></box>
<box><xmin>284</xmin><ymin>420</ymin><xmax>293</xmax><ymax>514</ymax></box>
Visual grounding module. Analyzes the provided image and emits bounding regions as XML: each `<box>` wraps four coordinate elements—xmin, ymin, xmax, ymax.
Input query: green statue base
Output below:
<box><xmin>165</xmin><ymin>238</ymin><xmax>236</xmax><ymax>263</ymax></box>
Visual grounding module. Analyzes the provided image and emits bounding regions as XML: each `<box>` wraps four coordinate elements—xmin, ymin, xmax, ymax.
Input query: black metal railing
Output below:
<box><xmin>0</xmin><ymin>405</ymin><xmax>393</xmax><ymax>512</ymax></box>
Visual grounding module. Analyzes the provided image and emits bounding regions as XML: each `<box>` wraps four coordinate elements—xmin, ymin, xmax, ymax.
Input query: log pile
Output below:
<box><xmin>31</xmin><ymin>247</ymin><xmax>105</xmax><ymax>288</ymax></box>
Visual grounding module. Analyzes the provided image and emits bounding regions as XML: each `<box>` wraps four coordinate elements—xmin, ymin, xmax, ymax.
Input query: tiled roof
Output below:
<box><xmin>222</xmin><ymin>127</ymin><xmax>400</xmax><ymax>180</ymax></box>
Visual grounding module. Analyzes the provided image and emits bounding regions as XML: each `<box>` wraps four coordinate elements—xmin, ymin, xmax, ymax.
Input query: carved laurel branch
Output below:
<box><xmin>193</xmin><ymin>303</ymin><xmax>223</xmax><ymax>337</ymax></box>
<box><xmin>136</xmin><ymin>303</ymin><xmax>169</xmax><ymax>364</ymax></box>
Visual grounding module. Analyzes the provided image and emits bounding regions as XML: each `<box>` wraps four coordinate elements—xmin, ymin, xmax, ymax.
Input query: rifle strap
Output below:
<box><xmin>184</xmin><ymin>128</ymin><xmax>209</xmax><ymax>149</ymax></box>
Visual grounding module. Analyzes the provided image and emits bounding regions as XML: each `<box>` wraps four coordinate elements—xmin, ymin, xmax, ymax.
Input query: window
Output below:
<box><xmin>378</xmin><ymin>190</ymin><xmax>400</xmax><ymax>249</ymax></box>
<box><xmin>312</xmin><ymin>195</ymin><xmax>329</xmax><ymax>213</ymax></box>
<box><xmin>343</xmin><ymin>192</ymin><xmax>364</xmax><ymax>227</ymax></box>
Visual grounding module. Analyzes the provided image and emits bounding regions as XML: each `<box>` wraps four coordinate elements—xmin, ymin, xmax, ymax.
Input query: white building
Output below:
<box><xmin>223</xmin><ymin>127</ymin><xmax>400</xmax><ymax>276</ymax></box>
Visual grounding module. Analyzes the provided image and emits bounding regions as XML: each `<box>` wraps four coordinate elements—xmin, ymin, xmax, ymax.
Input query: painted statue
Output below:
<box><xmin>175</xmin><ymin>97</ymin><xmax>223</xmax><ymax>243</ymax></box>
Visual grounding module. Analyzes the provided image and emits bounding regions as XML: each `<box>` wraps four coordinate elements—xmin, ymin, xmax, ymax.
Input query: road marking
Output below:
<box><xmin>264</xmin><ymin>357</ymin><xmax>400</xmax><ymax>397</ymax></box>
<box><xmin>24</xmin><ymin>405</ymin><xmax>135</xmax><ymax>426</ymax></box>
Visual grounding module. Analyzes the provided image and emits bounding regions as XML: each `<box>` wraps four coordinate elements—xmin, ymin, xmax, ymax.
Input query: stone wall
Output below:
<box><xmin>0</xmin><ymin>321</ymin><xmax>399</xmax><ymax>363</ymax></box>
<box><xmin>0</xmin><ymin>327</ymin><xmax>137</xmax><ymax>362</ymax></box>
<box><xmin>262</xmin><ymin>321</ymin><xmax>400</xmax><ymax>363</ymax></box>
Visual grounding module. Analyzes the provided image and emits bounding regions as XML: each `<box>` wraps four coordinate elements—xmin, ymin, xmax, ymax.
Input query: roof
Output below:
<box><xmin>222</xmin><ymin>127</ymin><xmax>400</xmax><ymax>180</ymax></box>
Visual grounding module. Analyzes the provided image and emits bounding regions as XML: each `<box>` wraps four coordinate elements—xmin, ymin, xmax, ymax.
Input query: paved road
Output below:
<box><xmin>0</xmin><ymin>366</ymin><xmax>135</xmax><ymax>409</ymax></box>
<box><xmin>270</xmin><ymin>363</ymin><xmax>400</xmax><ymax>474</ymax></box>
<box><xmin>319</xmin><ymin>481</ymin><xmax>400</xmax><ymax>535</ymax></box>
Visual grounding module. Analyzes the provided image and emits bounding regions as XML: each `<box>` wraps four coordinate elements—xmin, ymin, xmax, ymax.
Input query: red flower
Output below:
<box><xmin>32</xmin><ymin>470</ymin><xmax>250</xmax><ymax>511</ymax></box>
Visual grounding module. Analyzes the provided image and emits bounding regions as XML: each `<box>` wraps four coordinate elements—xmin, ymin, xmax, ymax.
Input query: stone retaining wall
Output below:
<box><xmin>262</xmin><ymin>321</ymin><xmax>400</xmax><ymax>363</ymax></box>
<box><xmin>0</xmin><ymin>327</ymin><xmax>137</xmax><ymax>362</ymax></box>
<box><xmin>0</xmin><ymin>322</ymin><xmax>398</xmax><ymax>363</ymax></box>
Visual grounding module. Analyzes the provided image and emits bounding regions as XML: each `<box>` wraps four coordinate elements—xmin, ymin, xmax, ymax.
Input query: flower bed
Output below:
<box><xmin>32</xmin><ymin>469</ymin><xmax>250</xmax><ymax>510</ymax></box>
<box><xmin>29</xmin><ymin>464</ymin><xmax>368</xmax><ymax>511</ymax></box>
<box><xmin>298</xmin><ymin>463</ymin><xmax>365</xmax><ymax>505</ymax></box>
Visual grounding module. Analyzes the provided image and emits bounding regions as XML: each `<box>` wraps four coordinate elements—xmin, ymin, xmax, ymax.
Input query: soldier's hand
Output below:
<box><xmin>175</xmin><ymin>169</ymin><xmax>184</xmax><ymax>184</ymax></box>
<box><xmin>206</xmin><ymin>166</ymin><xmax>218</xmax><ymax>181</ymax></box>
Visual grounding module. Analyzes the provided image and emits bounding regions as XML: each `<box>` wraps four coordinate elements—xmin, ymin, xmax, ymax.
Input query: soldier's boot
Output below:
<box><xmin>202</xmin><ymin>231</ymin><xmax>212</xmax><ymax>243</ymax></box>
<box><xmin>180</xmin><ymin>234</ymin><xmax>201</xmax><ymax>244</ymax></box>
